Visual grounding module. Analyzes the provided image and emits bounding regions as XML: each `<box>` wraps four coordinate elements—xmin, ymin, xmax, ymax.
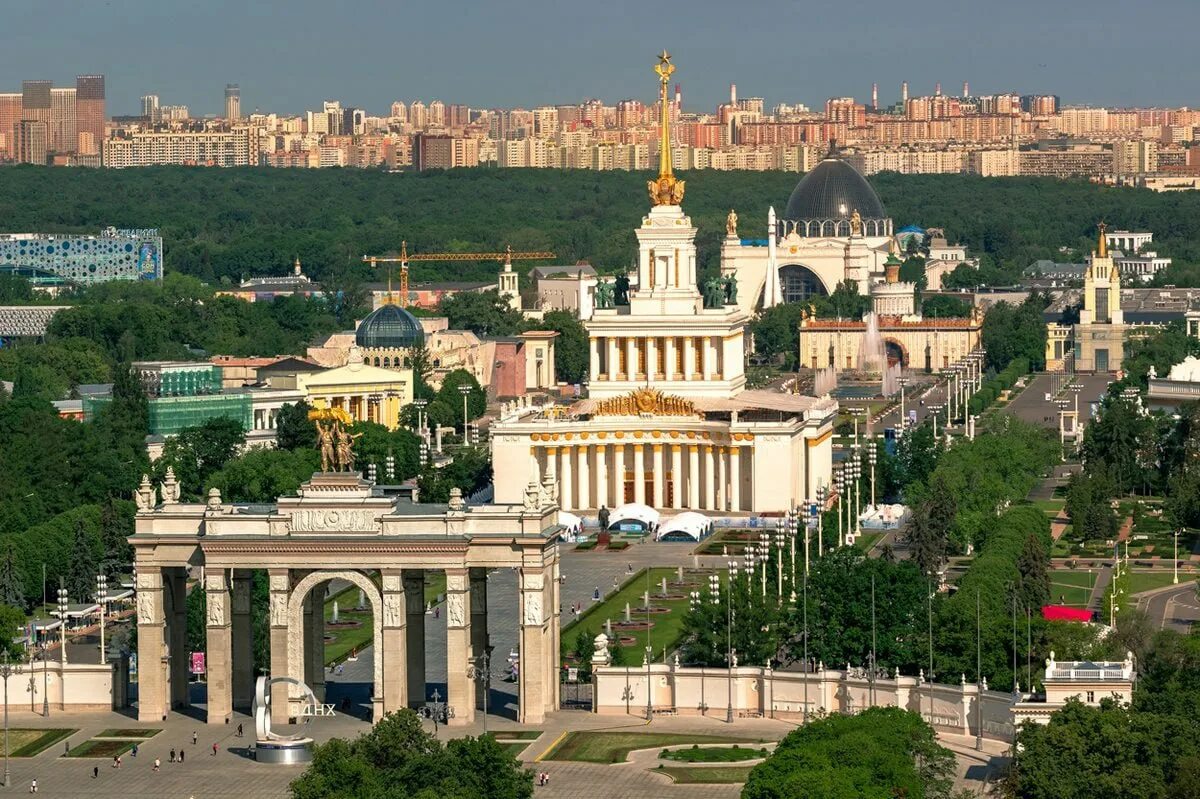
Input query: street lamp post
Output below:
<box><xmin>835</xmin><ymin>466</ymin><xmax>845</xmax><ymax>547</ymax></box>
<box><xmin>1174</xmin><ymin>530</ymin><xmax>1181</xmax><ymax>584</ymax></box>
<box><xmin>457</xmin><ymin>385</ymin><xmax>472</xmax><ymax>442</ymax></box>
<box><xmin>0</xmin><ymin>651</ymin><xmax>22</xmax><ymax>788</ymax></box>
<box><xmin>816</xmin><ymin>486</ymin><xmax>827</xmax><ymax>556</ymax></box>
<box><xmin>39</xmin><ymin>642</ymin><xmax>48</xmax><ymax>718</ymax></box>
<box><xmin>57</xmin><ymin>587</ymin><xmax>69</xmax><ymax>667</ymax></box>
<box><xmin>419</xmin><ymin>689</ymin><xmax>454</xmax><ymax>735</ymax></box>
<box><xmin>852</xmin><ymin>451</ymin><xmax>862</xmax><ymax>538</ymax></box>
<box><xmin>897</xmin><ymin>376</ymin><xmax>910</xmax><ymax>433</ymax></box>
<box><xmin>95</xmin><ymin>574</ymin><xmax>108</xmax><ymax>661</ymax></box>
<box><xmin>929</xmin><ymin>404</ymin><xmax>942</xmax><ymax>438</ymax></box>
<box><xmin>868</xmin><ymin>440</ymin><xmax>878</xmax><ymax>510</ymax></box>
<box><xmin>466</xmin><ymin>647</ymin><xmax>494</xmax><ymax>734</ymax></box>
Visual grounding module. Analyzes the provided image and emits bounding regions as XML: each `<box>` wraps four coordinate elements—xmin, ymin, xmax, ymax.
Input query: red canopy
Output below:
<box><xmin>1042</xmin><ymin>605</ymin><xmax>1092</xmax><ymax>622</ymax></box>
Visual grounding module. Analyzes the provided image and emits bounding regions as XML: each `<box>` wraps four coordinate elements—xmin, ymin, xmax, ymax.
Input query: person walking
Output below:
<box><xmin>92</xmin><ymin>766</ymin><xmax>98</xmax><ymax>779</ymax></box>
<box><xmin>179</xmin><ymin>749</ymin><xmax>185</xmax><ymax>764</ymax></box>
<box><xmin>153</xmin><ymin>758</ymin><xmax>160</xmax><ymax>772</ymax></box>
<box><xmin>28</xmin><ymin>778</ymin><xmax>37</xmax><ymax>793</ymax></box>
<box><xmin>211</xmin><ymin>742</ymin><xmax>218</xmax><ymax>757</ymax></box>
<box><xmin>236</xmin><ymin>723</ymin><xmax>243</xmax><ymax>738</ymax></box>
<box><xmin>169</xmin><ymin>748</ymin><xmax>176</xmax><ymax>763</ymax></box>
<box><xmin>192</xmin><ymin>731</ymin><xmax>198</xmax><ymax>745</ymax></box>
<box><xmin>111</xmin><ymin>756</ymin><xmax>119</xmax><ymax>769</ymax></box>
<box><xmin>131</xmin><ymin>744</ymin><xmax>138</xmax><ymax>757</ymax></box>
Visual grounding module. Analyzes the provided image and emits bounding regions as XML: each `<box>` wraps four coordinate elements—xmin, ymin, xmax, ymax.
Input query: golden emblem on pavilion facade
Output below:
<box><xmin>647</xmin><ymin>50</ymin><xmax>686</xmax><ymax>206</ymax></box>
<box><xmin>593</xmin><ymin>388</ymin><xmax>698</xmax><ymax>417</ymax></box>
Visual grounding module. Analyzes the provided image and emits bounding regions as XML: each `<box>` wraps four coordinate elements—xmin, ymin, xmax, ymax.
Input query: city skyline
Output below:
<box><xmin>5</xmin><ymin>0</ymin><xmax>1200</xmax><ymax>116</ymax></box>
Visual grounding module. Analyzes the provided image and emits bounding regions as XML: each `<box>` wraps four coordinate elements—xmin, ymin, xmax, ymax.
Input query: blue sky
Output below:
<box><xmin>5</xmin><ymin>0</ymin><xmax>1197</xmax><ymax>116</ymax></box>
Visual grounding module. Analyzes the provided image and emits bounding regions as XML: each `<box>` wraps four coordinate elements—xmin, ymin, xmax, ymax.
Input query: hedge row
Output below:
<box><xmin>967</xmin><ymin>357</ymin><xmax>1031</xmax><ymax>415</ymax></box>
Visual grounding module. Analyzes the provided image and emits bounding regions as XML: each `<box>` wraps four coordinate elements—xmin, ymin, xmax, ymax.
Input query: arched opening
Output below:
<box><xmin>885</xmin><ymin>340</ymin><xmax>907</xmax><ymax>368</ymax></box>
<box><xmin>779</xmin><ymin>264</ymin><xmax>830</xmax><ymax>304</ymax></box>
<box><xmin>287</xmin><ymin>570</ymin><xmax>382</xmax><ymax>721</ymax></box>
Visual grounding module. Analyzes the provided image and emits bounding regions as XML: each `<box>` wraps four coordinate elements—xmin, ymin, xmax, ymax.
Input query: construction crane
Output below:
<box><xmin>361</xmin><ymin>241</ymin><xmax>556</xmax><ymax>307</ymax></box>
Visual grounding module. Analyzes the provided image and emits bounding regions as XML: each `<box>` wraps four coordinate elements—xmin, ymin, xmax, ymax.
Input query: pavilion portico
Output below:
<box><xmin>132</xmin><ymin>472</ymin><xmax>561</xmax><ymax>727</ymax></box>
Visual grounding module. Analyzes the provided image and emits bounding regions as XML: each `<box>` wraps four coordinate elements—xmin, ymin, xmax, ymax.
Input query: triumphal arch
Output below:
<box><xmin>131</xmin><ymin>468</ymin><xmax>562</xmax><ymax>727</ymax></box>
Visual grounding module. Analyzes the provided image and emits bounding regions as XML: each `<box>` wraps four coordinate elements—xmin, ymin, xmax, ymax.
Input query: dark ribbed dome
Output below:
<box><xmin>355</xmin><ymin>304</ymin><xmax>425</xmax><ymax>350</ymax></box>
<box><xmin>784</xmin><ymin>158</ymin><xmax>886</xmax><ymax>221</ymax></box>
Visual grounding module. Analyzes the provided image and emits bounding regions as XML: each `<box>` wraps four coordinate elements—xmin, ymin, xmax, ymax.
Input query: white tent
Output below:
<box><xmin>557</xmin><ymin>511</ymin><xmax>583</xmax><ymax>540</ymax></box>
<box><xmin>609</xmin><ymin>503</ymin><xmax>660</xmax><ymax>531</ymax></box>
<box><xmin>657</xmin><ymin>511</ymin><xmax>711</xmax><ymax>541</ymax></box>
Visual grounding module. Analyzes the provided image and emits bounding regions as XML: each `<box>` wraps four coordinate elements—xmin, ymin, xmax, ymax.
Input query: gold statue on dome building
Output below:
<box><xmin>648</xmin><ymin>51</ymin><xmax>686</xmax><ymax>206</ymax></box>
<box><xmin>593</xmin><ymin>388</ymin><xmax>698</xmax><ymax>417</ymax></box>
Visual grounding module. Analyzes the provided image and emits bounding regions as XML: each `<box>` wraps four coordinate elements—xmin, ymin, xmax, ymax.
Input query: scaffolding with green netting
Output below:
<box><xmin>84</xmin><ymin>393</ymin><xmax>252</xmax><ymax>436</ymax></box>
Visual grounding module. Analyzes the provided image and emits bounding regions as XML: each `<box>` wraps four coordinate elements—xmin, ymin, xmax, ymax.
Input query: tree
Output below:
<box><xmin>526</xmin><ymin>310</ymin><xmax>586</xmax><ymax>384</ymax></box>
<box><xmin>98</xmin><ymin>500</ymin><xmax>132</xmax><ymax>579</ymax></box>
<box><xmin>275</xmin><ymin>401</ymin><xmax>316</xmax><ymax>451</ymax></box>
<box><xmin>750</xmin><ymin>303</ymin><xmax>805</xmax><ymax>367</ymax></box>
<box><xmin>743</xmin><ymin>707</ymin><xmax>955</xmax><ymax>799</ymax></box>
<box><xmin>290</xmin><ymin>709</ymin><xmax>533</xmax><ymax>799</ymax></box>
<box><xmin>65</xmin><ymin>518</ymin><xmax>99</xmax><ymax>603</ymax></box>
<box><xmin>921</xmin><ymin>295</ymin><xmax>972</xmax><ymax>319</ymax></box>
<box><xmin>1017</xmin><ymin>532</ymin><xmax>1051</xmax><ymax>610</ymax></box>
<box><xmin>207</xmin><ymin>448</ymin><xmax>320</xmax><ymax>503</ymax></box>
<box><xmin>435</xmin><ymin>369</ymin><xmax>486</xmax><ymax>426</ymax></box>
<box><xmin>155</xmin><ymin>417</ymin><xmax>246</xmax><ymax>499</ymax></box>
<box><xmin>438</xmin><ymin>289</ymin><xmax>524</xmax><ymax>337</ymax></box>
<box><xmin>982</xmin><ymin>297</ymin><xmax>1047</xmax><ymax>371</ymax></box>
<box><xmin>906</xmin><ymin>472</ymin><xmax>956</xmax><ymax>575</ymax></box>
<box><xmin>0</xmin><ymin>605</ymin><xmax>25</xmax><ymax>658</ymax></box>
<box><xmin>0</xmin><ymin>544</ymin><xmax>25</xmax><ymax>610</ymax></box>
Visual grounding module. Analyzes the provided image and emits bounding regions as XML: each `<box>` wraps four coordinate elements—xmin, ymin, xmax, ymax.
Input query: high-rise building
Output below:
<box><xmin>21</xmin><ymin>81</ymin><xmax>52</xmax><ymax>124</ymax></box>
<box><xmin>390</xmin><ymin>101</ymin><xmax>408</xmax><ymax>122</ymax></box>
<box><xmin>75</xmin><ymin>75</ymin><xmax>105</xmax><ymax>157</ymax></box>
<box><xmin>0</xmin><ymin>93</ymin><xmax>21</xmax><ymax>160</ymax></box>
<box><xmin>49</xmin><ymin>87</ymin><xmax>77</xmax><ymax>153</ymax></box>
<box><xmin>428</xmin><ymin>100</ymin><xmax>446</xmax><ymax>127</ymax></box>
<box><xmin>413</xmin><ymin>133</ymin><xmax>479</xmax><ymax>169</ymax></box>
<box><xmin>224</xmin><ymin>84</ymin><xmax>241</xmax><ymax>121</ymax></box>
<box><xmin>15</xmin><ymin>120</ymin><xmax>49</xmax><ymax>164</ymax></box>
<box><xmin>141</xmin><ymin>94</ymin><xmax>161</xmax><ymax>123</ymax></box>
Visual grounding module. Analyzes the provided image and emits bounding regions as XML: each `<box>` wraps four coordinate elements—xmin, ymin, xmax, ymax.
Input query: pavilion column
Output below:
<box><xmin>670</xmin><ymin>444</ymin><xmax>683</xmax><ymax>509</ymax></box>
<box><xmin>683</xmin><ymin>337</ymin><xmax>696</xmax><ymax>381</ymax></box>
<box><xmin>231</xmin><ymin>571</ymin><xmax>253</xmax><ymax>711</ymax></box>
<box><xmin>701</xmin><ymin>445</ymin><xmax>714</xmax><ymax>510</ymax></box>
<box><xmin>701</xmin><ymin>337</ymin><xmax>713</xmax><ymax>380</ymax></box>
<box><xmin>595</xmin><ymin>444</ymin><xmax>609</xmax><ymax>509</ymax></box>
<box><xmin>646</xmin><ymin>338</ymin><xmax>659</xmax><ymax>380</ymax></box>
<box><xmin>559</xmin><ymin>446</ymin><xmax>573</xmax><ymax>510</ymax></box>
<box><xmin>652</xmin><ymin>444</ymin><xmax>664</xmax><ymax>509</ymax></box>
<box><xmin>665</xmin><ymin>338</ymin><xmax>677</xmax><ymax>381</ymax></box>
<box><xmin>135</xmin><ymin>568</ymin><xmax>167</xmax><ymax>722</ymax></box>
<box><xmin>518</xmin><ymin>568</ymin><xmax>552</xmax><ymax>724</ymax></box>
<box><xmin>607</xmin><ymin>339</ymin><xmax>619</xmax><ymax>381</ymax></box>
<box><xmin>717</xmin><ymin>446</ymin><xmax>728</xmax><ymax>511</ymax></box>
<box><xmin>730</xmin><ymin>445</ymin><xmax>742</xmax><ymax>512</ymax></box>
<box><xmin>268</xmin><ymin>569</ymin><xmax>292</xmax><ymax>728</ymax></box>
<box><xmin>625</xmin><ymin>338</ymin><xmax>637</xmax><ymax>380</ymax></box>
<box><xmin>205</xmin><ymin>571</ymin><xmax>233</xmax><ymax>725</ymax></box>
<box><xmin>380</xmin><ymin>571</ymin><xmax>408</xmax><ymax>714</ymax></box>
<box><xmin>444</xmin><ymin>569</ymin><xmax>474</xmax><ymax>725</ymax></box>
<box><xmin>688</xmin><ymin>444</ymin><xmax>700</xmax><ymax>508</ymax></box>
<box><xmin>614</xmin><ymin>443</ymin><xmax>626</xmax><ymax>505</ymax></box>
<box><xmin>589</xmin><ymin>338</ymin><xmax>600</xmax><ymax>382</ymax></box>
<box><xmin>577</xmin><ymin>444</ymin><xmax>591</xmax><ymax>509</ymax></box>
<box><xmin>544</xmin><ymin>446</ymin><xmax>558</xmax><ymax>502</ymax></box>
<box><xmin>403</xmin><ymin>571</ymin><xmax>426</xmax><ymax>707</ymax></box>
<box><xmin>633</xmin><ymin>443</ymin><xmax>646</xmax><ymax>506</ymax></box>
<box><xmin>469</xmin><ymin>568</ymin><xmax>490</xmax><ymax>711</ymax></box>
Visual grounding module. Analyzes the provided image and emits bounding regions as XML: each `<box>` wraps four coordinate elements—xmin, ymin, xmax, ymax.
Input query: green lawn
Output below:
<box><xmin>1</xmin><ymin>729</ymin><xmax>75</xmax><ymax>758</ymax></box>
<box><xmin>854</xmin><ymin>532</ymin><xmax>883</xmax><ymax>553</ymax></box>
<box><xmin>656</xmin><ymin>765</ymin><xmax>755</xmax><ymax>784</ymax></box>
<box><xmin>661</xmin><ymin>745</ymin><xmax>768</xmax><ymax>763</ymax></box>
<box><xmin>561</xmin><ymin>567</ymin><xmax>703</xmax><ymax>663</ymax></box>
<box><xmin>499</xmin><ymin>742</ymin><xmax>529</xmax><ymax>757</ymax></box>
<box><xmin>1128</xmin><ymin>572</ymin><xmax>1194</xmax><ymax>595</ymax></box>
<box><xmin>95</xmin><ymin>728</ymin><xmax>160</xmax><ymax>739</ymax></box>
<box><xmin>65</xmin><ymin>739</ymin><xmax>137</xmax><ymax>758</ymax></box>
<box><xmin>1030</xmin><ymin>499</ymin><xmax>1067</xmax><ymax>518</ymax></box>
<box><xmin>492</xmin><ymin>730</ymin><xmax>543</xmax><ymax>741</ymax></box>
<box><xmin>544</xmin><ymin>732</ymin><xmax>761</xmax><ymax>764</ymax></box>
<box><xmin>1049</xmin><ymin>570</ymin><xmax>1097</xmax><ymax>607</ymax></box>
<box><xmin>320</xmin><ymin>573</ymin><xmax>448</xmax><ymax>666</ymax></box>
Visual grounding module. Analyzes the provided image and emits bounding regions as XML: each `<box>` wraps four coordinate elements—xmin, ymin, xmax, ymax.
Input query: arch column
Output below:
<box><xmin>268</xmin><ymin>569</ymin><xmax>292</xmax><ymax>728</ymax></box>
<box><xmin>231</xmin><ymin>571</ymin><xmax>254</xmax><ymax>711</ymax></box>
<box><xmin>381</xmin><ymin>571</ymin><xmax>408</xmax><ymax>714</ymax></box>
<box><xmin>135</xmin><ymin>568</ymin><xmax>167</xmax><ymax>722</ymax></box>
<box><xmin>205</xmin><ymin>570</ymin><xmax>233</xmax><ymax>725</ymax></box>
<box><xmin>518</xmin><ymin>567</ymin><xmax>553</xmax><ymax>724</ymax></box>
<box><xmin>444</xmin><ymin>568</ymin><xmax>474</xmax><ymax>725</ymax></box>
<box><xmin>469</xmin><ymin>568</ymin><xmax>489</xmax><ymax>711</ymax></box>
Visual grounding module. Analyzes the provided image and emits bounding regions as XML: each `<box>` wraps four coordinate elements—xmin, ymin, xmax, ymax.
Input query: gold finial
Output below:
<box><xmin>1097</xmin><ymin>222</ymin><xmax>1108</xmax><ymax>258</ymax></box>
<box><xmin>648</xmin><ymin>50</ymin><xmax>685</xmax><ymax>206</ymax></box>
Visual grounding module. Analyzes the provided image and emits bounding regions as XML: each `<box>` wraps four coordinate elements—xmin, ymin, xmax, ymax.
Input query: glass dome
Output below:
<box><xmin>355</xmin><ymin>303</ymin><xmax>425</xmax><ymax>350</ymax></box>
<box><xmin>784</xmin><ymin>158</ymin><xmax>887</xmax><ymax>222</ymax></box>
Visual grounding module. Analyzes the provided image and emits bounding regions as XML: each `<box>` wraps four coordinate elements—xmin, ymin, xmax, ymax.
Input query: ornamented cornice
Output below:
<box><xmin>593</xmin><ymin>387</ymin><xmax>699</xmax><ymax>417</ymax></box>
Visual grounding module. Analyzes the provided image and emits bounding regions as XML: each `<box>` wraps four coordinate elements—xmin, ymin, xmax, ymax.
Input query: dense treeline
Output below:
<box><xmin>3</xmin><ymin>166</ymin><xmax>1200</xmax><ymax>287</ymax></box>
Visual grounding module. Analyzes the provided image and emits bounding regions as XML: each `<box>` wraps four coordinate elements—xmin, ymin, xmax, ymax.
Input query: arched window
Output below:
<box><xmin>778</xmin><ymin>265</ymin><xmax>829</xmax><ymax>304</ymax></box>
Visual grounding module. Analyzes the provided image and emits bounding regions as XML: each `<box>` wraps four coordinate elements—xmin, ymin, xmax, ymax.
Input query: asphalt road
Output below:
<box><xmin>1138</xmin><ymin>582</ymin><xmax>1200</xmax><ymax>633</ymax></box>
<box><xmin>1001</xmin><ymin>373</ymin><xmax>1113</xmax><ymax>430</ymax></box>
